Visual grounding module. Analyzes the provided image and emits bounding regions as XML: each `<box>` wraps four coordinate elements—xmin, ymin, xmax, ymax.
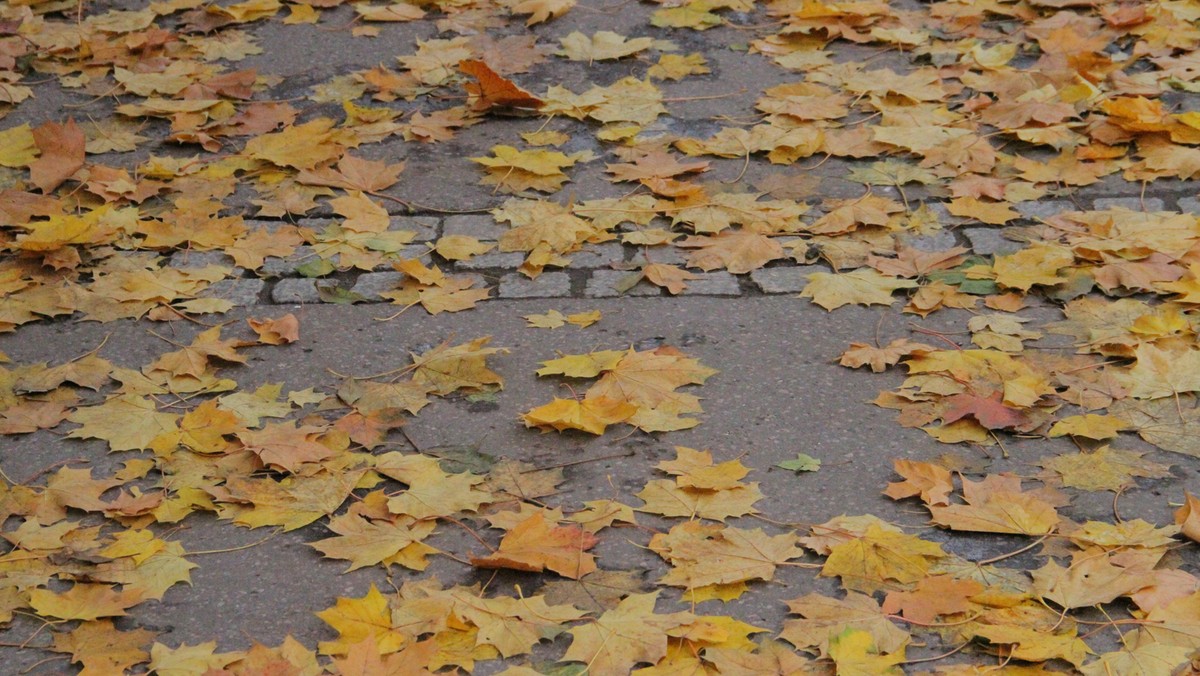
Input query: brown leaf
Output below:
<box><xmin>31</xmin><ymin>119</ymin><xmax>85</xmax><ymax>193</ymax></box>
<box><xmin>471</xmin><ymin>512</ymin><xmax>598</xmax><ymax>579</ymax></box>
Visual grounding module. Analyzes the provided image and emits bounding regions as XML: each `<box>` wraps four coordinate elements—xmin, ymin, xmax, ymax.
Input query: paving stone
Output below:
<box><xmin>260</xmin><ymin>245</ymin><xmax>318</xmax><ymax>277</ymax></box>
<box><xmin>678</xmin><ymin>271</ymin><xmax>741</xmax><ymax>296</ymax></box>
<box><xmin>1093</xmin><ymin>197</ymin><xmax>1165</xmax><ymax>212</ymax></box>
<box><xmin>200</xmin><ymin>279</ymin><xmax>265</xmax><ymax>306</ymax></box>
<box><xmin>1180</xmin><ymin>196</ymin><xmax>1200</xmax><ymax>214</ymax></box>
<box><xmin>642</xmin><ymin>245</ymin><xmax>687</xmax><ymax>266</ymax></box>
<box><xmin>750</xmin><ymin>266</ymin><xmax>822</xmax><ymax>294</ymax></box>
<box><xmin>568</xmin><ymin>243</ymin><xmax>626</xmax><ymax>269</ymax></box>
<box><xmin>168</xmin><ymin>250</ymin><xmax>242</xmax><ymax>275</ymax></box>
<box><xmin>455</xmin><ymin>251</ymin><xmax>527</xmax><ymax>270</ymax></box>
<box><xmin>585</xmin><ymin>270</ymin><xmax>662</xmax><ymax>298</ymax></box>
<box><xmin>392</xmin><ymin>216</ymin><xmax>440</xmax><ymax>242</ymax></box>
<box><xmin>350</xmin><ymin>272</ymin><xmax>405</xmax><ymax>301</ymax></box>
<box><xmin>498</xmin><ymin>272</ymin><xmax>571</xmax><ymax>298</ymax></box>
<box><xmin>443</xmin><ymin>214</ymin><xmax>504</xmax><ymax>240</ymax></box>
<box><xmin>896</xmin><ymin>229</ymin><xmax>958</xmax><ymax>252</ymax></box>
<box><xmin>271</xmin><ymin>278</ymin><xmax>320</xmax><ymax>304</ymax></box>
<box><xmin>1014</xmin><ymin>199</ymin><xmax>1074</xmax><ymax>219</ymax></box>
<box><xmin>963</xmin><ymin>228</ymin><xmax>1022</xmax><ymax>256</ymax></box>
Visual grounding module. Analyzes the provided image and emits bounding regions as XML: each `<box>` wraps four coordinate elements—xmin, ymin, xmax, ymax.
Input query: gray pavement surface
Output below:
<box><xmin>1</xmin><ymin>299</ymin><xmax>1191</xmax><ymax>671</ymax></box>
<box><xmin>3</xmin><ymin>0</ymin><xmax>1200</xmax><ymax>672</ymax></box>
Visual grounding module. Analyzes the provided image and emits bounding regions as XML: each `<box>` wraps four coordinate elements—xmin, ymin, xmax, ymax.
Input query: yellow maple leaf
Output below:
<box><xmin>521</xmin><ymin>396</ymin><xmax>637</xmax><ymax>435</ymax></box>
<box><xmin>800</xmin><ymin>269</ymin><xmax>918</xmax><ymax>310</ymax></box>
<box><xmin>316</xmin><ymin>585</ymin><xmax>407</xmax><ymax>655</ymax></box>
<box><xmin>557</xmin><ymin>31</ymin><xmax>653</xmax><ymax>62</ymax></box>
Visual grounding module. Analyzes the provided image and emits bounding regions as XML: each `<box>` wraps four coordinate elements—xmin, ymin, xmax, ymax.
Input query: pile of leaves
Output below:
<box><xmin>2</xmin><ymin>0</ymin><xmax>1200</xmax><ymax>672</ymax></box>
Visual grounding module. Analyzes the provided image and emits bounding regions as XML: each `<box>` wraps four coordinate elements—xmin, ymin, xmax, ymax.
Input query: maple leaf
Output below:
<box><xmin>243</xmin><ymin>118</ymin><xmax>343</xmax><ymax>170</ymax></box>
<box><xmin>501</xmin><ymin>0</ymin><xmax>575</xmax><ymax>24</ymax></box>
<box><xmin>821</xmin><ymin>525</ymin><xmax>946</xmax><ymax>594</ymax></box>
<box><xmin>458</xmin><ymin>59</ymin><xmax>544</xmax><ymax>113</ymax></box>
<box><xmin>310</xmin><ymin>512</ymin><xmax>436</xmax><ymax>572</ymax></box>
<box><xmin>840</xmin><ymin>339</ymin><xmax>934</xmax><ymax>373</ymax></box>
<box><xmin>148</xmin><ymin>642</ymin><xmax>242</xmax><ymax>675</ymax></box>
<box><xmin>1047</xmin><ymin>413</ymin><xmax>1129</xmax><ymax>440</ymax></box>
<box><xmin>0</xmin><ymin>124</ymin><xmax>38</xmax><ymax>168</ymax></box>
<box><xmin>657</xmin><ymin>447</ymin><xmax>749</xmax><ymax>490</ymax></box>
<box><xmin>1081</xmin><ymin>642</ymin><xmax>1194</xmax><ymax>676</ymax></box>
<box><xmin>67</xmin><ymin>395</ymin><xmax>179</xmax><ymax>452</ymax></box>
<box><xmin>881</xmin><ymin>575</ymin><xmax>983</xmax><ymax>624</ymax></box>
<box><xmin>247</xmin><ymin>313</ymin><xmax>299</xmax><ymax>345</ymax></box>
<box><xmin>536</xmin><ymin>350</ymin><xmax>625</xmax><ymax>378</ymax></box>
<box><xmin>1039</xmin><ymin>446</ymin><xmax>1170</xmax><ymax>492</ymax></box>
<box><xmin>471</xmin><ymin>512</ymin><xmax>598</xmax><ymax>579</ymax></box>
<box><xmin>410</xmin><ymin>337</ymin><xmax>506</xmax><ymax>395</ymax></box>
<box><xmin>316</xmin><ymin>585</ymin><xmax>407</xmax><ymax>655</ymax></box>
<box><xmin>782</xmin><ymin>591</ymin><xmax>910</xmax><ymax>657</ymax></box>
<box><xmin>584</xmin><ymin>346</ymin><xmax>717</xmax><ymax>430</ymax></box>
<box><xmin>883</xmin><ymin>459</ymin><xmax>953</xmax><ymax>506</ymax></box>
<box><xmin>637</xmin><ymin>479</ymin><xmax>763</xmax><ymax>522</ymax></box>
<box><xmin>521</xmin><ymin>396</ymin><xmax>636</xmax><ymax>435</ymax></box>
<box><xmin>557</xmin><ymin>31</ymin><xmax>652</xmax><ymax>62</ymax></box>
<box><xmin>677</xmin><ymin>231</ymin><xmax>784</xmax><ymax>274</ymax></box>
<box><xmin>295</xmin><ymin>155</ymin><xmax>405</xmax><ymax>193</ymax></box>
<box><xmin>434</xmin><ymin>235</ymin><xmax>494</xmax><ymax>261</ymax></box>
<box><xmin>375</xmin><ymin>453</ymin><xmax>493</xmax><ymax>519</ymax></box>
<box><xmin>642</xmin><ymin>263</ymin><xmax>697</xmax><ymax>295</ymax></box>
<box><xmin>50</xmin><ymin>619</ymin><xmax>156</xmax><ymax>676</ymax></box>
<box><xmin>523</xmin><ymin>309</ymin><xmax>600</xmax><ymax>329</ymax></box>
<box><xmin>30</xmin><ymin>583</ymin><xmax>138</xmax><ymax>621</ymax></box>
<box><xmin>1123</xmin><ymin>343</ymin><xmax>1200</xmax><ymax>399</ymax></box>
<box><xmin>449</xmin><ymin>590</ymin><xmax>586</xmax><ymax>657</ymax></box>
<box><xmin>971</xmin><ymin>624</ymin><xmax>1090</xmax><ymax>668</ymax></box>
<box><xmin>828</xmin><ymin>628</ymin><xmax>905</xmax><ymax>675</ymax></box>
<box><xmin>149</xmin><ymin>326</ymin><xmax>248</xmax><ymax>379</ymax></box>
<box><xmin>561</xmin><ymin>592</ymin><xmax>694</xmax><ymax>676</ymax></box>
<box><xmin>606</xmin><ymin>149</ymin><xmax>709</xmax><ymax>182</ymax></box>
<box><xmin>472</xmin><ymin>145</ymin><xmax>587</xmax><ymax>193</ymax></box>
<box><xmin>30</xmin><ymin>119</ymin><xmax>85</xmax><ymax>193</ymax></box>
<box><xmin>1176</xmin><ymin>492</ymin><xmax>1200</xmax><ymax>543</ymax></box>
<box><xmin>331</xmin><ymin>634</ymin><xmax>434</xmax><ymax>676</ymax></box>
<box><xmin>568</xmin><ymin>499</ymin><xmax>637</xmax><ymax>533</ymax></box>
<box><xmin>992</xmin><ymin>243</ymin><xmax>1075</xmax><ymax>291</ymax></box>
<box><xmin>929</xmin><ymin>475</ymin><xmax>1061</xmax><ymax>536</ymax></box>
<box><xmin>237</xmin><ymin>422</ymin><xmax>335</xmax><ymax>472</ymax></box>
<box><xmin>650</xmin><ymin>521</ymin><xmax>805</xmax><ymax>589</ymax></box>
<box><xmin>800</xmin><ymin>269</ymin><xmax>918</xmax><ymax>310</ymax></box>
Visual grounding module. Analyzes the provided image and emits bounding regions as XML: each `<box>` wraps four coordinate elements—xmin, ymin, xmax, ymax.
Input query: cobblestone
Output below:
<box><xmin>1093</xmin><ymin>197</ymin><xmax>1165</xmax><ymax>212</ymax></box>
<box><xmin>641</xmin><ymin>246</ymin><xmax>688</xmax><ymax>266</ymax></box>
<box><xmin>200</xmin><ymin>279</ymin><xmax>265</xmax><ymax>306</ymax></box>
<box><xmin>897</xmin><ymin>230</ymin><xmax>958</xmax><ymax>252</ymax></box>
<box><xmin>350</xmin><ymin>272</ymin><xmax>405</xmax><ymax>301</ymax></box>
<box><xmin>260</xmin><ymin>245</ymin><xmax>318</xmax><ymax>277</ymax></box>
<box><xmin>498</xmin><ymin>272</ymin><xmax>571</xmax><ymax>298</ymax></box>
<box><xmin>392</xmin><ymin>216</ymin><xmax>440</xmax><ymax>241</ymax></box>
<box><xmin>567</xmin><ymin>243</ymin><xmax>626</xmax><ymax>269</ymax></box>
<box><xmin>454</xmin><ymin>251</ymin><xmax>528</xmax><ymax>270</ymax></box>
<box><xmin>1014</xmin><ymin>200</ymin><xmax>1074</xmax><ymax>219</ymax></box>
<box><xmin>168</xmin><ymin>250</ymin><xmax>242</xmax><ymax>275</ymax></box>
<box><xmin>271</xmin><ymin>278</ymin><xmax>321</xmax><ymax>304</ymax></box>
<box><xmin>750</xmin><ymin>266</ymin><xmax>821</xmax><ymax>294</ymax></box>
<box><xmin>677</xmin><ymin>271</ymin><xmax>740</xmax><ymax>296</ymax></box>
<box><xmin>963</xmin><ymin>228</ymin><xmax>1023</xmax><ymax>256</ymax></box>
<box><xmin>1180</xmin><ymin>196</ymin><xmax>1200</xmax><ymax>214</ymax></box>
<box><xmin>443</xmin><ymin>214</ymin><xmax>504</xmax><ymax>240</ymax></box>
<box><xmin>585</xmin><ymin>270</ymin><xmax>662</xmax><ymax>298</ymax></box>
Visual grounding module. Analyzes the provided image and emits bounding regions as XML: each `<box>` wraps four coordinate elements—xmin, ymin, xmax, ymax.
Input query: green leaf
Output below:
<box><xmin>777</xmin><ymin>453</ymin><xmax>821</xmax><ymax>473</ymax></box>
<box><xmin>297</xmin><ymin>258</ymin><xmax>336</xmax><ymax>278</ymax></box>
